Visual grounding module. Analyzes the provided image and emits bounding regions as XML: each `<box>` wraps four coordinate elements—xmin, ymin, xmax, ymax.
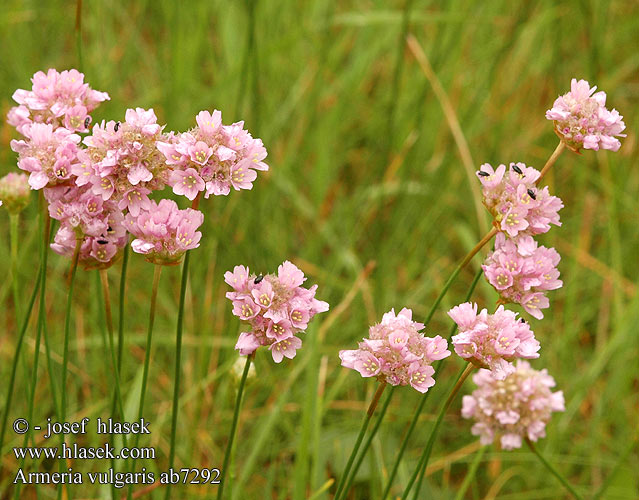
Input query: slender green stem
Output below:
<box><xmin>127</xmin><ymin>264</ymin><xmax>162</xmax><ymax>500</ymax></box>
<box><xmin>403</xmin><ymin>363</ymin><xmax>475</xmax><ymax>500</ymax></box>
<box><xmin>15</xmin><ymin>206</ymin><xmax>50</xmax><ymax>500</ymax></box>
<box><xmin>537</xmin><ymin>140</ymin><xmax>566</xmax><ymax>184</ymax></box>
<box><xmin>9</xmin><ymin>214</ymin><xmax>20</xmax><ymax>320</ymax></box>
<box><xmin>99</xmin><ymin>270</ymin><xmax>128</xmax><ymax>434</ymax></box>
<box><xmin>117</xmin><ymin>244</ymin><xmax>129</xmax><ymax>373</ymax></box>
<box><xmin>526</xmin><ymin>439</ymin><xmax>583</xmax><ymax>500</ymax></box>
<box><xmin>333</xmin><ymin>382</ymin><xmax>387</xmax><ymax>500</ymax></box>
<box><xmin>453</xmin><ymin>445</ymin><xmax>486</xmax><ymax>500</ymax></box>
<box><xmin>165</xmin><ymin>252</ymin><xmax>191</xmax><ymax>500</ymax></box>
<box><xmin>380</xmin><ymin>268</ymin><xmax>482</xmax><ymax>500</ymax></box>
<box><xmin>217</xmin><ymin>354</ymin><xmax>253</xmax><ymax>500</ymax></box>
<box><xmin>56</xmin><ymin>237</ymin><xmax>81</xmax><ymax>500</ymax></box>
<box><xmin>0</xmin><ymin>264</ymin><xmax>41</xmax><ymax>461</ymax></box>
<box><xmin>337</xmin><ymin>386</ymin><xmax>396</xmax><ymax>500</ymax></box>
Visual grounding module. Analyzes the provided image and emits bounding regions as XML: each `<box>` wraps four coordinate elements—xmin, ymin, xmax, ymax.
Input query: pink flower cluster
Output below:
<box><xmin>46</xmin><ymin>184</ymin><xmax>128</xmax><ymax>268</ymax></box>
<box><xmin>477</xmin><ymin>163</ymin><xmax>563</xmax><ymax>238</ymax></box>
<box><xmin>157</xmin><ymin>110</ymin><xmax>268</xmax><ymax>200</ymax></box>
<box><xmin>77</xmin><ymin>108</ymin><xmax>171</xmax><ymax>214</ymax></box>
<box><xmin>482</xmin><ymin>233</ymin><xmax>562</xmax><ymax>319</ymax></box>
<box><xmin>448</xmin><ymin>303</ymin><xmax>540</xmax><ymax>379</ymax></box>
<box><xmin>11</xmin><ymin>123</ymin><xmax>81</xmax><ymax>190</ymax></box>
<box><xmin>0</xmin><ymin>172</ymin><xmax>31</xmax><ymax>214</ymax></box>
<box><xmin>226</xmin><ymin>262</ymin><xmax>329</xmax><ymax>362</ymax></box>
<box><xmin>8</xmin><ymin>68</ymin><xmax>109</xmax><ymax>135</ymax></box>
<box><xmin>461</xmin><ymin>361</ymin><xmax>565</xmax><ymax>450</ymax></box>
<box><xmin>339</xmin><ymin>308</ymin><xmax>450</xmax><ymax>393</ymax></box>
<box><xmin>125</xmin><ymin>199</ymin><xmax>204</xmax><ymax>265</ymax></box>
<box><xmin>546</xmin><ymin>78</ymin><xmax>626</xmax><ymax>152</ymax></box>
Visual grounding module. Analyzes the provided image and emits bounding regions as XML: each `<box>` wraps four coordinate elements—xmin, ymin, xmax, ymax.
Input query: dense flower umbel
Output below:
<box><xmin>225</xmin><ymin>262</ymin><xmax>329</xmax><ymax>363</ymax></box>
<box><xmin>10</xmin><ymin>123</ymin><xmax>80</xmax><ymax>190</ymax></box>
<box><xmin>77</xmin><ymin>108</ymin><xmax>171</xmax><ymax>215</ymax></box>
<box><xmin>339</xmin><ymin>308</ymin><xmax>450</xmax><ymax>393</ymax></box>
<box><xmin>461</xmin><ymin>361</ymin><xmax>565</xmax><ymax>450</ymax></box>
<box><xmin>157</xmin><ymin>110</ymin><xmax>268</xmax><ymax>200</ymax></box>
<box><xmin>482</xmin><ymin>233</ymin><xmax>562</xmax><ymax>320</ymax></box>
<box><xmin>448</xmin><ymin>303</ymin><xmax>540</xmax><ymax>379</ymax></box>
<box><xmin>125</xmin><ymin>199</ymin><xmax>203</xmax><ymax>265</ymax></box>
<box><xmin>7</xmin><ymin>68</ymin><xmax>109</xmax><ymax>135</ymax></box>
<box><xmin>546</xmin><ymin>78</ymin><xmax>626</xmax><ymax>152</ymax></box>
<box><xmin>47</xmin><ymin>184</ymin><xmax>128</xmax><ymax>268</ymax></box>
<box><xmin>477</xmin><ymin>163</ymin><xmax>563</xmax><ymax>238</ymax></box>
<box><xmin>0</xmin><ymin>173</ymin><xmax>31</xmax><ymax>214</ymax></box>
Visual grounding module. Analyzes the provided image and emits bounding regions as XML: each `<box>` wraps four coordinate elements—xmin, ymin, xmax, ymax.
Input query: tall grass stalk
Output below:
<box><xmin>380</xmin><ymin>268</ymin><xmax>483</xmax><ymax>500</ymax></box>
<box><xmin>405</xmin><ymin>362</ymin><xmax>475</xmax><ymax>499</ymax></box>
<box><xmin>127</xmin><ymin>263</ymin><xmax>162</xmax><ymax>500</ymax></box>
<box><xmin>217</xmin><ymin>354</ymin><xmax>253</xmax><ymax>500</ymax></box>
<box><xmin>526</xmin><ymin>438</ymin><xmax>584</xmax><ymax>500</ymax></box>
<box><xmin>164</xmin><ymin>250</ymin><xmax>191</xmax><ymax>500</ymax></box>
<box><xmin>332</xmin><ymin>381</ymin><xmax>387</xmax><ymax>500</ymax></box>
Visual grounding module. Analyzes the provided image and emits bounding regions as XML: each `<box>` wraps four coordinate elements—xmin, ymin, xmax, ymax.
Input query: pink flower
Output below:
<box><xmin>125</xmin><ymin>199</ymin><xmax>204</xmax><ymax>265</ymax></box>
<box><xmin>448</xmin><ymin>303</ymin><xmax>540</xmax><ymax>379</ymax></box>
<box><xmin>80</xmin><ymin>109</ymin><xmax>171</xmax><ymax>210</ymax></box>
<box><xmin>339</xmin><ymin>308</ymin><xmax>451</xmax><ymax>393</ymax></box>
<box><xmin>11</xmin><ymin>123</ymin><xmax>80</xmax><ymax>190</ymax></box>
<box><xmin>461</xmin><ymin>361</ymin><xmax>565</xmax><ymax>450</ymax></box>
<box><xmin>157</xmin><ymin>109</ymin><xmax>268</xmax><ymax>200</ymax></box>
<box><xmin>0</xmin><ymin>173</ymin><xmax>31</xmax><ymax>214</ymax></box>
<box><xmin>7</xmin><ymin>68</ymin><xmax>109</xmax><ymax>135</ymax></box>
<box><xmin>482</xmin><ymin>234</ymin><xmax>562</xmax><ymax>319</ymax></box>
<box><xmin>477</xmin><ymin>163</ymin><xmax>563</xmax><ymax>238</ymax></box>
<box><xmin>226</xmin><ymin>261</ymin><xmax>329</xmax><ymax>362</ymax></box>
<box><xmin>546</xmin><ymin>78</ymin><xmax>626</xmax><ymax>152</ymax></box>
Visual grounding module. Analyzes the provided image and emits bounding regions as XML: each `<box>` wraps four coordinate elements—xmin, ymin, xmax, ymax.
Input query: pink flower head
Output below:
<box><xmin>125</xmin><ymin>199</ymin><xmax>204</xmax><ymax>265</ymax></box>
<box><xmin>11</xmin><ymin>123</ymin><xmax>80</xmax><ymax>190</ymax></box>
<box><xmin>477</xmin><ymin>163</ymin><xmax>563</xmax><ymax>238</ymax></box>
<box><xmin>482</xmin><ymin>233</ymin><xmax>562</xmax><ymax>319</ymax></box>
<box><xmin>448</xmin><ymin>302</ymin><xmax>540</xmax><ymax>379</ymax></box>
<box><xmin>157</xmin><ymin>109</ymin><xmax>268</xmax><ymax>200</ymax></box>
<box><xmin>7</xmin><ymin>68</ymin><xmax>109</xmax><ymax>135</ymax></box>
<box><xmin>226</xmin><ymin>261</ymin><xmax>329</xmax><ymax>363</ymax></box>
<box><xmin>461</xmin><ymin>360</ymin><xmax>564</xmax><ymax>450</ymax></box>
<box><xmin>79</xmin><ymin>108</ymin><xmax>171</xmax><ymax>211</ymax></box>
<box><xmin>0</xmin><ymin>172</ymin><xmax>31</xmax><ymax>214</ymax></box>
<box><xmin>339</xmin><ymin>308</ymin><xmax>450</xmax><ymax>393</ymax></box>
<box><xmin>546</xmin><ymin>79</ymin><xmax>626</xmax><ymax>152</ymax></box>
<box><xmin>48</xmin><ymin>185</ymin><xmax>128</xmax><ymax>269</ymax></box>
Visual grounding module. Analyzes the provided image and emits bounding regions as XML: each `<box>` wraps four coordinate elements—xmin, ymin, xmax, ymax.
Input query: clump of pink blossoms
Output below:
<box><xmin>546</xmin><ymin>78</ymin><xmax>626</xmax><ymax>152</ymax></box>
<box><xmin>46</xmin><ymin>184</ymin><xmax>128</xmax><ymax>268</ymax></box>
<box><xmin>124</xmin><ymin>199</ymin><xmax>204</xmax><ymax>265</ymax></box>
<box><xmin>10</xmin><ymin>123</ymin><xmax>80</xmax><ymax>190</ymax></box>
<box><xmin>462</xmin><ymin>360</ymin><xmax>564</xmax><ymax>450</ymax></box>
<box><xmin>157</xmin><ymin>110</ymin><xmax>268</xmax><ymax>200</ymax></box>
<box><xmin>77</xmin><ymin>108</ymin><xmax>171</xmax><ymax>215</ymax></box>
<box><xmin>448</xmin><ymin>303</ymin><xmax>540</xmax><ymax>379</ymax></box>
<box><xmin>482</xmin><ymin>233</ymin><xmax>562</xmax><ymax>319</ymax></box>
<box><xmin>0</xmin><ymin>172</ymin><xmax>31</xmax><ymax>214</ymax></box>
<box><xmin>225</xmin><ymin>261</ymin><xmax>329</xmax><ymax>363</ymax></box>
<box><xmin>339</xmin><ymin>308</ymin><xmax>450</xmax><ymax>393</ymax></box>
<box><xmin>477</xmin><ymin>163</ymin><xmax>563</xmax><ymax>238</ymax></box>
<box><xmin>8</xmin><ymin>68</ymin><xmax>109</xmax><ymax>135</ymax></box>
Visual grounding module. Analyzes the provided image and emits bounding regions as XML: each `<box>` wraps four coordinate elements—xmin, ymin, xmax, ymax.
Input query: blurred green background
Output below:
<box><xmin>0</xmin><ymin>0</ymin><xmax>637</xmax><ymax>498</ymax></box>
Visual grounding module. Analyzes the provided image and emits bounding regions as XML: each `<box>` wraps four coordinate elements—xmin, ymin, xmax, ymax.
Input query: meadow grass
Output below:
<box><xmin>0</xmin><ymin>0</ymin><xmax>637</xmax><ymax>498</ymax></box>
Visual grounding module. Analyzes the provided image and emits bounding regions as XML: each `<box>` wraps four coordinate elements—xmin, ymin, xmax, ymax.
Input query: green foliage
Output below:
<box><xmin>0</xmin><ymin>0</ymin><xmax>637</xmax><ymax>498</ymax></box>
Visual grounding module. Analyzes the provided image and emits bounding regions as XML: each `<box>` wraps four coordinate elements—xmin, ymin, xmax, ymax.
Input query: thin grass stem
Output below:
<box><xmin>526</xmin><ymin>438</ymin><xmax>584</xmax><ymax>500</ymax></box>
<box><xmin>333</xmin><ymin>381</ymin><xmax>387</xmax><ymax>500</ymax></box>
<box><xmin>216</xmin><ymin>354</ymin><xmax>253</xmax><ymax>500</ymax></box>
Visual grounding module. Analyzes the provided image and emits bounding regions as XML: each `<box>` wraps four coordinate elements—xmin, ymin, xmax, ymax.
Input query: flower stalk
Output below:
<box><xmin>526</xmin><ymin>438</ymin><xmax>583</xmax><ymax>500</ymax></box>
